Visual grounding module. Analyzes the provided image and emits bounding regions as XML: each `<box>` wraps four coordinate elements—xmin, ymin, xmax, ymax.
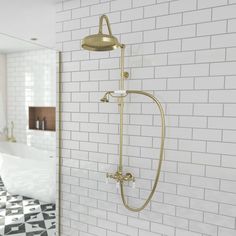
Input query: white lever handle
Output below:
<box><xmin>112</xmin><ymin>90</ymin><xmax>127</xmax><ymax>97</ymax></box>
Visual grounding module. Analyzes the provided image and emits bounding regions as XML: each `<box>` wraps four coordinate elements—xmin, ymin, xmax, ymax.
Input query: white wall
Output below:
<box><xmin>7</xmin><ymin>49</ymin><xmax>56</xmax><ymax>151</ymax></box>
<box><xmin>0</xmin><ymin>54</ymin><xmax>6</xmax><ymax>135</ymax></box>
<box><xmin>56</xmin><ymin>1</ymin><xmax>236</xmax><ymax>236</ymax></box>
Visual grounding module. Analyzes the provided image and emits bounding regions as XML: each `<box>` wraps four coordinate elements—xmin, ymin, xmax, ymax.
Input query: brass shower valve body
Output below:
<box><xmin>106</xmin><ymin>171</ymin><xmax>135</xmax><ymax>183</ymax></box>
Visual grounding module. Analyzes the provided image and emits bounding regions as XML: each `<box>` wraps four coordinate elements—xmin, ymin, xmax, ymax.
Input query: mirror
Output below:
<box><xmin>0</xmin><ymin>33</ymin><xmax>57</xmax><ymax>236</ymax></box>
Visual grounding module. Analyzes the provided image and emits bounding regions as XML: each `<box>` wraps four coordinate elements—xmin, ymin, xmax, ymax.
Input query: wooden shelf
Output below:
<box><xmin>29</xmin><ymin>128</ymin><xmax>55</xmax><ymax>132</ymax></box>
<box><xmin>29</xmin><ymin>107</ymin><xmax>56</xmax><ymax>131</ymax></box>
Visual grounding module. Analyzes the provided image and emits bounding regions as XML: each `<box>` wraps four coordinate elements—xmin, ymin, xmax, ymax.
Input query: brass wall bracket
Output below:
<box><xmin>123</xmin><ymin>71</ymin><xmax>129</xmax><ymax>79</ymax></box>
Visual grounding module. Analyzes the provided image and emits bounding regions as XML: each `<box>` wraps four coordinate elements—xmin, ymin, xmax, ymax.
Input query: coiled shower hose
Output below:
<box><xmin>119</xmin><ymin>90</ymin><xmax>165</xmax><ymax>212</ymax></box>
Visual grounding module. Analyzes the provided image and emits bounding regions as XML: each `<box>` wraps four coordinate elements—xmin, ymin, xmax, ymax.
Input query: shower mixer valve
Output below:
<box><xmin>106</xmin><ymin>171</ymin><xmax>136</xmax><ymax>188</ymax></box>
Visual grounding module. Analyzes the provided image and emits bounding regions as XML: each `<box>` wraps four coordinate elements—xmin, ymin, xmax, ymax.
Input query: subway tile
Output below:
<box><xmin>179</xmin><ymin>116</ymin><xmax>206</xmax><ymax>130</ymax></box>
<box><xmin>72</xmin><ymin>7</ymin><xmax>90</xmax><ymax>19</ymax></box>
<box><xmin>168</xmin><ymin>51</ymin><xmax>194</xmax><ymax>65</ymax></box>
<box><xmin>163</xmin><ymin>215</ymin><xmax>188</xmax><ymax>229</ymax></box>
<box><xmin>156</xmin><ymin>65</ymin><xmax>181</xmax><ymax>78</ymax></box>
<box><xmin>133</xmin><ymin>0</ymin><xmax>155</xmax><ymax>7</ymax></box>
<box><xmin>225</xmin><ymin>76</ymin><xmax>236</xmax><ymax>88</ymax></box>
<box><xmin>211</xmin><ymin>33</ymin><xmax>236</xmax><ymax>48</ymax></box>
<box><xmin>170</xmin><ymin>0</ymin><xmax>196</xmax><ymax>13</ymax></box>
<box><xmin>196</xmin><ymin>49</ymin><xmax>225</xmax><ymax>63</ymax></box>
<box><xmin>190</xmin><ymin>198</ymin><xmax>218</xmax><ymax>213</ymax></box>
<box><xmin>193</xmin><ymin>128</ymin><xmax>222</xmax><ymax>141</ymax></box>
<box><xmin>167</xmin><ymin>104</ymin><xmax>193</xmax><ymax>115</ymax></box>
<box><xmin>206</xmin><ymin>166</ymin><xmax>236</xmax><ymax>181</ymax></box>
<box><xmin>81</xmin><ymin>0</ymin><xmax>99</xmax><ymax>6</ymax></box>
<box><xmin>151</xmin><ymin>222</ymin><xmax>175</xmax><ymax>236</ymax></box>
<box><xmin>117</xmin><ymin>224</ymin><xmax>138</xmax><ymax>236</ymax></box>
<box><xmin>198</xmin><ymin>0</ymin><xmax>227</xmax><ymax>9</ymax></box>
<box><xmin>191</xmin><ymin>175</ymin><xmax>220</xmax><ymax>190</ymax></box>
<box><xmin>189</xmin><ymin>220</ymin><xmax>217</xmax><ymax>236</ymax></box>
<box><xmin>178</xmin><ymin>162</ymin><xmax>205</xmax><ymax>176</ymax></box>
<box><xmin>156</xmin><ymin>40</ymin><xmax>181</xmax><ymax>53</ymax></box>
<box><xmin>212</xmin><ymin>4</ymin><xmax>236</xmax><ymax>20</ymax></box>
<box><xmin>218</xmin><ymin>228</ymin><xmax>236</xmax><ymax>236</ymax></box>
<box><xmin>90</xmin><ymin>2</ymin><xmax>110</xmax><ymax>15</ymax></box>
<box><xmin>205</xmin><ymin>189</ymin><xmax>236</xmax><ymax>205</ymax></box>
<box><xmin>111</xmin><ymin>0</ymin><xmax>132</xmax><ymax>11</ymax></box>
<box><xmin>210</xmin><ymin>62</ymin><xmax>236</xmax><ymax>76</ymax></box>
<box><xmin>207</xmin><ymin>141</ymin><xmax>236</xmax><ymax>156</ymax></box>
<box><xmin>176</xmin><ymin>229</ymin><xmax>202</xmax><ymax>236</ymax></box>
<box><xmin>194</xmin><ymin>104</ymin><xmax>223</xmax><ymax>116</ymax></box>
<box><xmin>177</xmin><ymin>185</ymin><xmax>204</xmax><ymax>199</ymax></box>
<box><xmin>144</xmin><ymin>3</ymin><xmax>168</xmax><ymax>17</ymax></box>
<box><xmin>169</xmin><ymin>25</ymin><xmax>196</xmax><ymax>39</ymax></box>
<box><xmin>197</xmin><ymin>21</ymin><xmax>227</xmax><ymax>36</ymax></box>
<box><xmin>222</xmin><ymin>154</ymin><xmax>236</xmax><ymax>168</ymax></box>
<box><xmin>121</xmin><ymin>32</ymin><xmax>143</xmax><ymax>44</ymax></box>
<box><xmin>176</xmin><ymin>207</ymin><xmax>203</xmax><ymax>221</ymax></box>
<box><xmin>63</xmin><ymin>19</ymin><xmax>81</xmax><ymax>31</ymax></box>
<box><xmin>180</xmin><ymin>90</ymin><xmax>208</xmax><ymax>103</ymax></box>
<box><xmin>181</xmin><ymin>64</ymin><xmax>209</xmax><ymax>77</ymax></box>
<box><xmin>182</xmin><ymin>36</ymin><xmax>210</xmax><ymax>51</ymax></box>
<box><xmin>165</xmin><ymin>172</ymin><xmax>191</xmax><ymax>185</ymax></box>
<box><xmin>121</xmin><ymin>8</ymin><xmax>143</xmax><ymax>21</ymax></box>
<box><xmin>132</xmin><ymin>18</ymin><xmax>155</xmax><ymax>32</ymax></box>
<box><xmin>209</xmin><ymin>90</ymin><xmax>236</xmax><ymax>103</ymax></box>
<box><xmin>167</xmin><ymin>77</ymin><xmax>194</xmax><ymax>90</ymax></box>
<box><xmin>219</xmin><ymin>203</ymin><xmax>236</xmax><ymax>217</ymax></box>
<box><xmin>143</xmin><ymin>54</ymin><xmax>168</xmax><ymax>66</ymax></box>
<box><xmin>204</xmin><ymin>212</ymin><xmax>235</xmax><ymax>228</ymax></box>
<box><xmin>183</xmin><ymin>9</ymin><xmax>211</xmax><ymax>24</ymax></box>
<box><xmin>156</xmin><ymin>14</ymin><xmax>182</xmax><ymax>28</ymax></box>
<box><xmin>56</xmin><ymin>10</ymin><xmax>71</xmax><ymax>22</ymax></box>
<box><xmin>164</xmin><ymin>193</ymin><xmax>189</xmax><ymax>208</ymax></box>
<box><xmin>228</xmin><ymin>18</ymin><xmax>236</xmax><ymax>32</ymax></box>
<box><xmin>221</xmin><ymin>180</ymin><xmax>236</xmax><ymax>193</ymax></box>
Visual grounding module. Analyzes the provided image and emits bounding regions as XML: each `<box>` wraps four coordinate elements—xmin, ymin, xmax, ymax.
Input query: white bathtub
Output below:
<box><xmin>0</xmin><ymin>141</ymin><xmax>56</xmax><ymax>204</ymax></box>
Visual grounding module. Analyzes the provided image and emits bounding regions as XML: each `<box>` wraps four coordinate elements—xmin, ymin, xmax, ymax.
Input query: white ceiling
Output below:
<box><xmin>0</xmin><ymin>0</ymin><xmax>56</xmax><ymax>50</ymax></box>
<box><xmin>0</xmin><ymin>33</ymin><xmax>44</xmax><ymax>53</ymax></box>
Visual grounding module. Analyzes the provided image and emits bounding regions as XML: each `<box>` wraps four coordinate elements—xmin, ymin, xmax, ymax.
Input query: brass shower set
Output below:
<box><xmin>82</xmin><ymin>15</ymin><xmax>165</xmax><ymax>212</ymax></box>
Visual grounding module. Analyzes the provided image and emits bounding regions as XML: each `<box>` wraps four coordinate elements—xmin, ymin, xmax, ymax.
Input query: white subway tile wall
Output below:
<box><xmin>56</xmin><ymin>0</ymin><xmax>236</xmax><ymax>235</ymax></box>
<box><xmin>7</xmin><ymin>50</ymin><xmax>56</xmax><ymax>151</ymax></box>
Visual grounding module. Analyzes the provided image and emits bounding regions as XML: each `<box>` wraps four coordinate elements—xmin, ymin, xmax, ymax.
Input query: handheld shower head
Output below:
<box><xmin>100</xmin><ymin>90</ymin><xmax>127</xmax><ymax>103</ymax></box>
<box><xmin>82</xmin><ymin>15</ymin><xmax>121</xmax><ymax>51</ymax></box>
<box><xmin>100</xmin><ymin>93</ymin><xmax>110</xmax><ymax>103</ymax></box>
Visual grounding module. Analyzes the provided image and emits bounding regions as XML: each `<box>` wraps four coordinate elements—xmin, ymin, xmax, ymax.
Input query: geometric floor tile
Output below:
<box><xmin>0</xmin><ymin>177</ymin><xmax>56</xmax><ymax>236</ymax></box>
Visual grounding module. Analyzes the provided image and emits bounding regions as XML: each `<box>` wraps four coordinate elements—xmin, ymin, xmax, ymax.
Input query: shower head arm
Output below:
<box><xmin>98</xmin><ymin>15</ymin><xmax>125</xmax><ymax>49</ymax></box>
<box><xmin>99</xmin><ymin>15</ymin><xmax>113</xmax><ymax>36</ymax></box>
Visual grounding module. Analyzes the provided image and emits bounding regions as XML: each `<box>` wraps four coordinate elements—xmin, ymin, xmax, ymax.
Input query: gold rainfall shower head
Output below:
<box><xmin>82</xmin><ymin>15</ymin><xmax>121</xmax><ymax>51</ymax></box>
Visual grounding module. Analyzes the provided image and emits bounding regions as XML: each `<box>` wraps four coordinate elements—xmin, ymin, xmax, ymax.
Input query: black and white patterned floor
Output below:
<box><xmin>0</xmin><ymin>177</ymin><xmax>56</xmax><ymax>236</ymax></box>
